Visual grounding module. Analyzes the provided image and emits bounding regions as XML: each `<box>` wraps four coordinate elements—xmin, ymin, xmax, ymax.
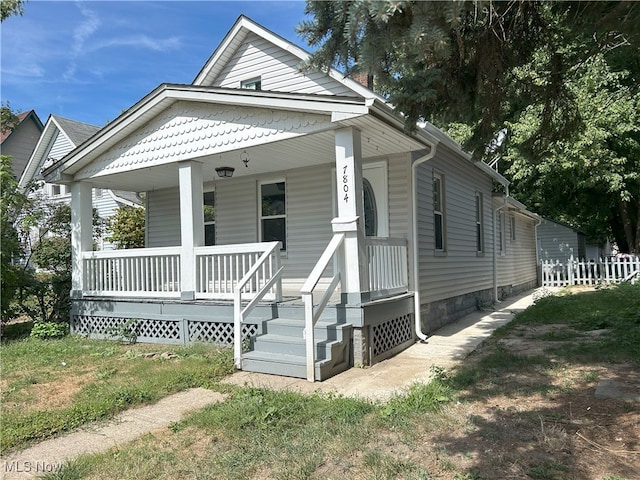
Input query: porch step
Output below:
<box><xmin>241</xmin><ymin>318</ymin><xmax>352</xmax><ymax>381</ymax></box>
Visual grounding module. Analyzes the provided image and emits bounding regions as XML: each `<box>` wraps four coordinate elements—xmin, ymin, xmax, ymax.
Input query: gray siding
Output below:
<box><xmin>496</xmin><ymin>212</ymin><xmax>538</xmax><ymax>289</ymax></box>
<box><xmin>215</xmin><ymin>176</ymin><xmax>258</xmax><ymax>245</ymax></box>
<box><xmin>213</xmin><ymin>33</ymin><xmax>356</xmax><ymax>96</ymax></box>
<box><xmin>145</xmin><ymin>164</ymin><xmax>336</xmax><ymax>287</ymax></box>
<box><xmin>537</xmin><ymin>219</ymin><xmax>581</xmax><ymax>262</ymax></box>
<box><xmin>417</xmin><ymin>144</ymin><xmax>494</xmax><ymax>304</ymax></box>
<box><xmin>386</xmin><ymin>154</ymin><xmax>411</xmax><ymax>238</ymax></box>
<box><xmin>2</xmin><ymin>119</ymin><xmax>42</xmax><ymax>179</ymax></box>
<box><xmin>146</xmin><ymin>188</ymin><xmax>180</xmax><ymax>247</ymax></box>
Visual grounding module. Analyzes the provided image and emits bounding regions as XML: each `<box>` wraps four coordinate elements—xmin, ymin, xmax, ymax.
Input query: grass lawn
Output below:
<box><xmin>0</xmin><ymin>330</ymin><xmax>234</xmax><ymax>451</ymax></box>
<box><xmin>2</xmin><ymin>283</ymin><xmax>638</xmax><ymax>480</ymax></box>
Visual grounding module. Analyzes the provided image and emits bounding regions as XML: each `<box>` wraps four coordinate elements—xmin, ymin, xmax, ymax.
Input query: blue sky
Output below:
<box><xmin>1</xmin><ymin>0</ymin><xmax>310</xmax><ymax>127</ymax></box>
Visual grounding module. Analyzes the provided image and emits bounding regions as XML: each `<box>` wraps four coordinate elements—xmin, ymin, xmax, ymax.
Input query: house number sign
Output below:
<box><xmin>342</xmin><ymin>165</ymin><xmax>350</xmax><ymax>203</ymax></box>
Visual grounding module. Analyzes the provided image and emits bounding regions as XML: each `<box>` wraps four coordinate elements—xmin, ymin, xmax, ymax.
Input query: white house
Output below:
<box><xmin>42</xmin><ymin>16</ymin><xmax>540</xmax><ymax>381</ymax></box>
<box><xmin>20</xmin><ymin>114</ymin><xmax>141</xmax><ymax>250</ymax></box>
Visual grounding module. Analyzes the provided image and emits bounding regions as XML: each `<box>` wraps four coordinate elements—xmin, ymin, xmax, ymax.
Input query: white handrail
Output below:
<box><xmin>301</xmin><ymin>232</ymin><xmax>345</xmax><ymax>382</ymax></box>
<box><xmin>233</xmin><ymin>241</ymin><xmax>284</xmax><ymax>369</ymax></box>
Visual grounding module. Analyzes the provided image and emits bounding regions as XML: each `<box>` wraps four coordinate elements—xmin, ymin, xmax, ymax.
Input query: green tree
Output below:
<box><xmin>505</xmin><ymin>54</ymin><xmax>640</xmax><ymax>252</ymax></box>
<box><xmin>1</xmin><ymin>103</ymin><xmax>20</xmax><ymax>134</ymax></box>
<box><xmin>1</xmin><ymin>0</ymin><xmax>26</xmax><ymax>22</ymax></box>
<box><xmin>0</xmin><ymin>155</ymin><xmax>30</xmax><ymax>322</ymax></box>
<box><xmin>106</xmin><ymin>205</ymin><xmax>145</xmax><ymax>249</ymax></box>
<box><xmin>16</xmin><ymin>200</ymin><xmax>104</xmax><ymax>324</ymax></box>
<box><xmin>299</xmin><ymin>1</ymin><xmax>638</xmax><ymax>154</ymax></box>
<box><xmin>299</xmin><ymin>0</ymin><xmax>640</xmax><ymax>251</ymax></box>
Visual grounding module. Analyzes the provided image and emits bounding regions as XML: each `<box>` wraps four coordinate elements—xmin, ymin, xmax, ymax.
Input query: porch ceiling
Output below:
<box><xmin>80</xmin><ymin>114</ymin><xmax>425</xmax><ymax>193</ymax></box>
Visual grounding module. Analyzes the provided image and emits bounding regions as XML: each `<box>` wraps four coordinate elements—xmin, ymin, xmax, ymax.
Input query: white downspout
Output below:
<box><xmin>492</xmin><ymin>187</ymin><xmax>509</xmax><ymax>304</ymax></box>
<box><xmin>411</xmin><ymin>143</ymin><xmax>439</xmax><ymax>341</ymax></box>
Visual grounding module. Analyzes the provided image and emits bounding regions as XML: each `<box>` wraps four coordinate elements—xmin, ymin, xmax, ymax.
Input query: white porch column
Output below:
<box><xmin>70</xmin><ymin>182</ymin><xmax>93</xmax><ymax>299</ymax></box>
<box><xmin>178</xmin><ymin>161</ymin><xmax>204</xmax><ymax>300</ymax></box>
<box><xmin>334</xmin><ymin>127</ymin><xmax>368</xmax><ymax>302</ymax></box>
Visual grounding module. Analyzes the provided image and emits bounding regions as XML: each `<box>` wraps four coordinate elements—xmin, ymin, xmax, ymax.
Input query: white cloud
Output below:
<box><xmin>92</xmin><ymin>34</ymin><xmax>183</xmax><ymax>52</ymax></box>
<box><xmin>64</xmin><ymin>2</ymin><xmax>101</xmax><ymax>80</ymax></box>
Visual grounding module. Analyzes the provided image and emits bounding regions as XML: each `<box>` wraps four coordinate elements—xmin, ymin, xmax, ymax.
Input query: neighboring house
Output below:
<box><xmin>42</xmin><ymin>16</ymin><xmax>540</xmax><ymax>381</ymax></box>
<box><xmin>20</xmin><ymin>115</ymin><xmax>141</xmax><ymax>251</ymax></box>
<box><xmin>537</xmin><ymin>218</ymin><xmax>608</xmax><ymax>262</ymax></box>
<box><xmin>1</xmin><ymin>110</ymin><xmax>44</xmax><ymax>179</ymax></box>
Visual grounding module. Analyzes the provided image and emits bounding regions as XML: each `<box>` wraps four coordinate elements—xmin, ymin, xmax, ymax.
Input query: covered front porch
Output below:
<box><xmin>48</xmin><ymin>86</ymin><xmax>432</xmax><ymax>380</ymax></box>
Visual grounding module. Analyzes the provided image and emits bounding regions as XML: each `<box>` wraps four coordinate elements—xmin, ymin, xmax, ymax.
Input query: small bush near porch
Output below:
<box><xmin>0</xmin><ymin>330</ymin><xmax>234</xmax><ymax>451</ymax></box>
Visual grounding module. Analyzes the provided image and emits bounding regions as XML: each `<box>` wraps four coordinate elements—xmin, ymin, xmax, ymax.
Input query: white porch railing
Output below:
<box><xmin>81</xmin><ymin>242</ymin><xmax>284</xmax><ymax>300</ymax></box>
<box><xmin>82</xmin><ymin>247</ymin><xmax>182</xmax><ymax>297</ymax></box>
<box><xmin>195</xmin><ymin>242</ymin><xmax>283</xmax><ymax>300</ymax></box>
<box><xmin>301</xmin><ymin>232</ymin><xmax>345</xmax><ymax>382</ymax></box>
<box><xmin>233</xmin><ymin>241</ymin><xmax>285</xmax><ymax>368</ymax></box>
<box><xmin>541</xmin><ymin>256</ymin><xmax>640</xmax><ymax>287</ymax></box>
<box><xmin>365</xmin><ymin>237</ymin><xmax>409</xmax><ymax>299</ymax></box>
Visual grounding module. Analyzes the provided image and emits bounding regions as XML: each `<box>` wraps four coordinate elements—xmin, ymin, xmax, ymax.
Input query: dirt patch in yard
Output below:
<box><xmin>415</xmin><ymin>326</ymin><xmax>640</xmax><ymax>479</ymax></box>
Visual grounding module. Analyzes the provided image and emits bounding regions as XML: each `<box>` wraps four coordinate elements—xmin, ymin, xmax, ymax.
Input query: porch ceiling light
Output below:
<box><xmin>215</xmin><ymin>166</ymin><xmax>235</xmax><ymax>178</ymax></box>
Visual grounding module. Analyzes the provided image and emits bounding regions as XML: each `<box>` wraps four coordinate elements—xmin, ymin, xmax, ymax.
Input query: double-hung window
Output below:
<box><xmin>260</xmin><ymin>181</ymin><xmax>286</xmax><ymax>250</ymax></box>
<box><xmin>433</xmin><ymin>173</ymin><xmax>445</xmax><ymax>251</ymax></box>
<box><xmin>203</xmin><ymin>190</ymin><xmax>215</xmax><ymax>246</ymax></box>
<box><xmin>476</xmin><ymin>192</ymin><xmax>484</xmax><ymax>253</ymax></box>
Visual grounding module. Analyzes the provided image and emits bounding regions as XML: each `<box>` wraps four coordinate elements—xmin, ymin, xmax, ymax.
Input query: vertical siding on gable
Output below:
<box><xmin>213</xmin><ymin>33</ymin><xmax>356</xmax><ymax>96</ymax></box>
<box><xmin>417</xmin><ymin>144</ymin><xmax>494</xmax><ymax>303</ymax></box>
<box><xmin>147</xmin><ymin>188</ymin><xmax>181</xmax><ymax>247</ymax></box>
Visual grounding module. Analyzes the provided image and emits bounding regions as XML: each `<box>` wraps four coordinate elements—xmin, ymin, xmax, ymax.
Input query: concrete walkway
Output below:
<box><xmin>223</xmin><ymin>289</ymin><xmax>535</xmax><ymax>401</ymax></box>
<box><xmin>1</xmin><ymin>290</ymin><xmax>535</xmax><ymax>479</ymax></box>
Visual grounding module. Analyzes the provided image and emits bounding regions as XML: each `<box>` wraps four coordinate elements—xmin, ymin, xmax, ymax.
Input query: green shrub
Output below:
<box><xmin>29</xmin><ymin>322</ymin><xmax>69</xmax><ymax>339</ymax></box>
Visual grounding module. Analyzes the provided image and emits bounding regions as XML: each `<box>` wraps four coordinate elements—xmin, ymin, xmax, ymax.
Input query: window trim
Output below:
<box><xmin>433</xmin><ymin>171</ymin><xmax>446</xmax><ymax>254</ymax></box>
<box><xmin>203</xmin><ymin>188</ymin><xmax>216</xmax><ymax>246</ymax></box>
<box><xmin>50</xmin><ymin>183</ymin><xmax>66</xmax><ymax>197</ymax></box>
<box><xmin>241</xmin><ymin>77</ymin><xmax>262</xmax><ymax>90</ymax></box>
<box><xmin>510</xmin><ymin>214</ymin><xmax>517</xmax><ymax>242</ymax></box>
<box><xmin>498</xmin><ymin>210</ymin><xmax>506</xmax><ymax>255</ymax></box>
<box><xmin>475</xmin><ymin>191</ymin><xmax>484</xmax><ymax>255</ymax></box>
<box><xmin>258</xmin><ymin>179</ymin><xmax>287</xmax><ymax>252</ymax></box>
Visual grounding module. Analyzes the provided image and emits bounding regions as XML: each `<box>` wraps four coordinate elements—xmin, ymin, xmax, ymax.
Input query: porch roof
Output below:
<box><xmin>42</xmin><ymin>84</ymin><xmax>433</xmax><ymax>192</ymax></box>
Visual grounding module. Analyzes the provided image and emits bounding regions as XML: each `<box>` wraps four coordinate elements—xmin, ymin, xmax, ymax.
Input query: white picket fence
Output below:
<box><xmin>541</xmin><ymin>256</ymin><xmax>640</xmax><ymax>287</ymax></box>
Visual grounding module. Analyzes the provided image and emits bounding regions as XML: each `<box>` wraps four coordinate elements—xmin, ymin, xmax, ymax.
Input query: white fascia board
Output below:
<box><xmin>421</xmin><ymin>121</ymin><xmax>509</xmax><ymax>186</ymax></box>
<box><xmin>19</xmin><ymin>115</ymin><xmax>72</xmax><ymax>189</ymax></box>
<box><xmin>42</xmin><ymin>85</ymin><xmax>175</xmax><ymax>179</ymax></box>
<box><xmin>168</xmin><ymin>87</ymin><xmax>369</xmax><ymax>116</ymax></box>
<box><xmin>194</xmin><ymin>16</ymin><xmax>314</xmax><ymax>86</ymax></box>
<box><xmin>19</xmin><ymin>116</ymin><xmax>55</xmax><ymax>188</ymax></box>
<box><xmin>368</xmin><ymin>99</ymin><xmax>438</xmax><ymax>149</ymax></box>
<box><xmin>42</xmin><ymin>84</ymin><xmax>370</xmax><ymax>181</ymax></box>
<box><xmin>474</xmin><ymin>159</ymin><xmax>510</xmax><ymax>186</ymax></box>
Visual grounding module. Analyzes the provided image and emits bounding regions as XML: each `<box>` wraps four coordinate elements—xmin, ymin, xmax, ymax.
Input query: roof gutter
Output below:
<box><xmin>411</xmin><ymin>143</ymin><xmax>440</xmax><ymax>341</ymax></box>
